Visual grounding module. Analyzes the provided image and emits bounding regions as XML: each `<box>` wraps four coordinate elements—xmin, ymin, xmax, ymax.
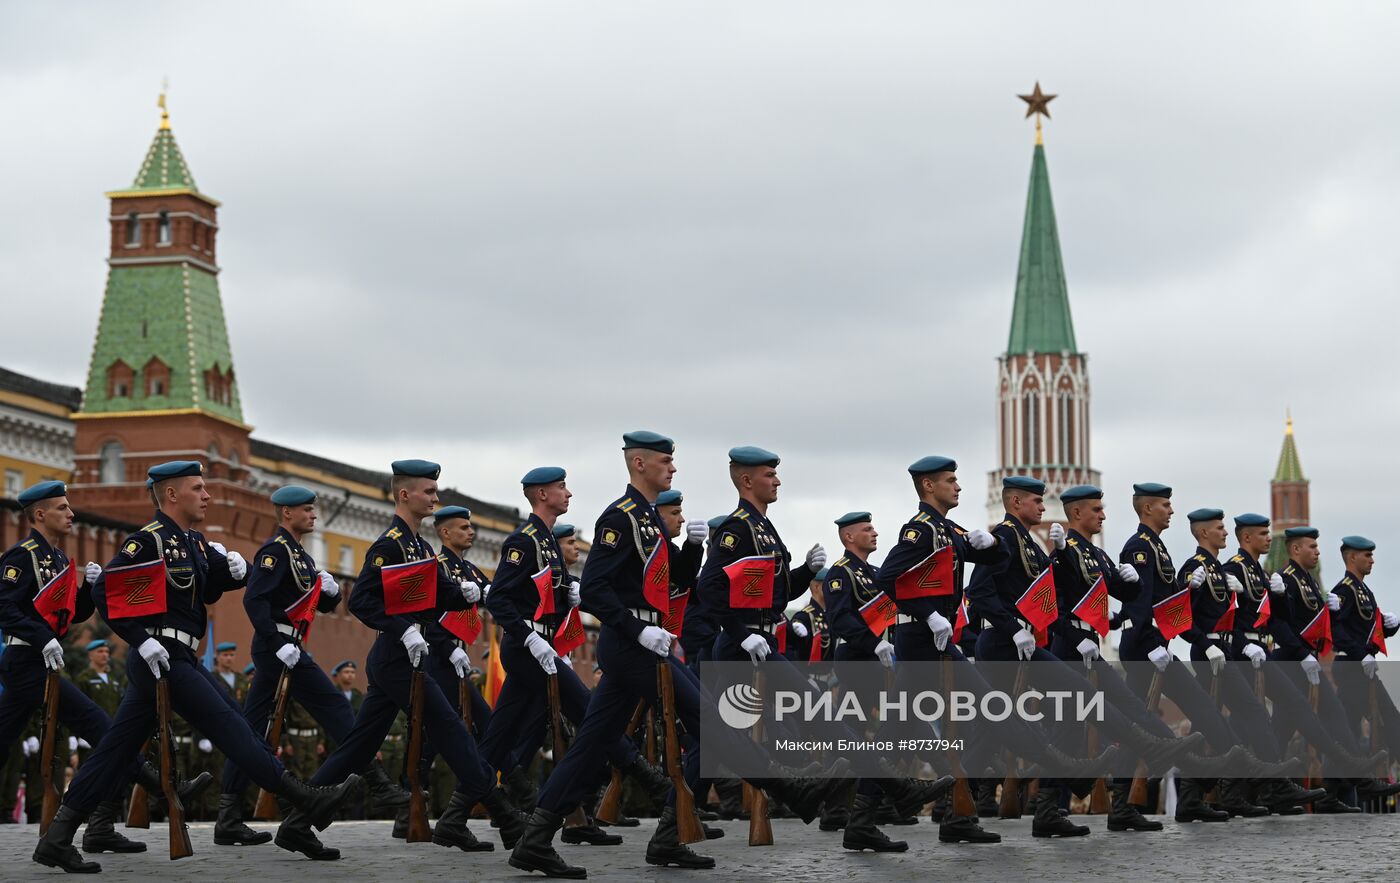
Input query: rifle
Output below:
<box><xmin>1128</xmin><ymin>670</ymin><xmax>1165</xmax><ymax>809</ymax></box>
<box><xmin>1087</xmin><ymin>667</ymin><xmax>1110</xmax><ymax>814</ymax></box>
<box><xmin>405</xmin><ymin>665</ymin><xmax>432</xmax><ymax>842</ymax></box>
<box><xmin>253</xmin><ymin>662</ymin><xmax>295</xmax><ymax>820</ymax></box>
<box><xmin>942</xmin><ymin>660</ymin><xmax>978</xmax><ymax>819</ymax></box>
<box><xmin>1370</xmin><ymin>677</ymin><xmax>1387</xmax><ymax>781</ymax></box>
<box><xmin>595</xmin><ymin>701</ymin><xmax>646</xmax><ymax>825</ymax></box>
<box><xmin>658</xmin><ymin>662</ymin><xmax>704</xmax><ymax>844</ymax></box>
<box><xmin>1306</xmin><ymin>681</ymin><xmax>1323</xmax><ymax>790</ymax></box>
<box><xmin>646</xmin><ymin>705</ymin><xmax>658</xmax><ymax>765</ymax></box>
<box><xmin>544</xmin><ymin>669</ymin><xmax>588</xmax><ymax>828</ymax></box>
<box><xmin>997</xmin><ymin>663</ymin><xmax>1030</xmax><ymax>818</ymax></box>
<box><xmin>157</xmin><ymin>678</ymin><xmax>194</xmax><ymax>860</ymax></box>
<box><xmin>126</xmin><ymin>738</ymin><xmax>153</xmax><ymax>828</ymax></box>
<box><xmin>746</xmin><ymin>668</ymin><xmax>773</xmax><ymax>846</ymax></box>
<box><xmin>459</xmin><ymin>676</ymin><xmax>473</xmax><ymax>733</ymax></box>
<box><xmin>38</xmin><ymin>671</ymin><xmax>62</xmax><ymax>834</ymax></box>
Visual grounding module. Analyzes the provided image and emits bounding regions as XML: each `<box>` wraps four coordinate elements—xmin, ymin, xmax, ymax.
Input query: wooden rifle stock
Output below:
<box><xmin>746</xmin><ymin>666</ymin><xmax>773</xmax><ymax>846</ymax></box>
<box><xmin>127</xmin><ymin>739</ymin><xmax>152</xmax><ymax>828</ymax></box>
<box><xmin>1087</xmin><ymin>667</ymin><xmax>1110</xmax><ymax>814</ymax></box>
<box><xmin>1306</xmin><ymin>681</ymin><xmax>1323</xmax><ymax>789</ymax></box>
<box><xmin>646</xmin><ymin>706</ymin><xmax>658</xmax><ymax>764</ymax></box>
<box><xmin>544</xmin><ymin>672</ymin><xmax>588</xmax><ymax>827</ymax></box>
<box><xmin>253</xmin><ymin>665</ymin><xmax>295</xmax><ymax>820</ymax></box>
<box><xmin>405</xmin><ymin>667</ymin><xmax>432</xmax><ymax>842</ymax></box>
<box><xmin>943</xmin><ymin>660</ymin><xmax>978</xmax><ymax>819</ymax></box>
<box><xmin>38</xmin><ymin>671</ymin><xmax>62</xmax><ymax>834</ymax></box>
<box><xmin>157</xmin><ymin>678</ymin><xmax>194</xmax><ymax>860</ymax></box>
<box><xmin>459</xmin><ymin>676</ymin><xmax>473</xmax><ymax>733</ymax></box>
<box><xmin>998</xmin><ymin>663</ymin><xmax>1031</xmax><ymax>818</ymax></box>
<box><xmin>595</xmin><ymin>701</ymin><xmax>646</xmax><ymax>825</ymax></box>
<box><xmin>1370</xmin><ymin>678</ymin><xmax>1387</xmax><ymax>780</ymax></box>
<box><xmin>1128</xmin><ymin>670</ymin><xmax>1165</xmax><ymax>809</ymax></box>
<box><xmin>658</xmin><ymin>663</ymin><xmax>705</xmax><ymax>844</ymax></box>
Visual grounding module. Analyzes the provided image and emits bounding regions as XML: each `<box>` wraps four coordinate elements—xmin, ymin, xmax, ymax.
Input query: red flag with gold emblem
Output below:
<box><xmin>724</xmin><ymin>554</ymin><xmax>776</xmax><ymax>609</ymax></box>
<box><xmin>553</xmin><ymin>607</ymin><xmax>585</xmax><ymax>655</ymax></box>
<box><xmin>284</xmin><ymin>578</ymin><xmax>322</xmax><ymax>634</ymax></box>
<box><xmin>439</xmin><ymin>607</ymin><xmax>483</xmax><ymax>645</ymax></box>
<box><xmin>642</xmin><ymin>540</ymin><xmax>671</xmax><ymax>613</ymax></box>
<box><xmin>32</xmin><ymin>563</ymin><xmax>77</xmax><ymax>636</ymax></box>
<box><xmin>531</xmin><ymin>565</ymin><xmax>555</xmax><ymax>620</ymax></box>
<box><xmin>894</xmin><ymin>545</ymin><xmax>954</xmax><ymax>600</ymax></box>
<box><xmin>808</xmin><ymin>624</ymin><xmax>824</xmax><ymax>662</ymax></box>
<box><xmin>1015</xmin><ymin>568</ymin><xmax>1057</xmax><ymax>646</ymax></box>
<box><xmin>1371</xmin><ymin>615</ymin><xmax>1387</xmax><ymax>657</ymax></box>
<box><xmin>775</xmin><ymin>619</ymin><xmax>788</xmax><ymax>655</ymax></box>
<box><xmin>952</xmin><ymin>595</ymin><xmax>970</xmax><ymax>645</ymax></box>
<box><xmin>859</xmin><ymin>591</ymin><xmax>897</xmax><ymax>636</ymax></box>
<box><xmin>1153</xmin><ymin>586</ymin><xmax>1193</xmax><ymax>640</ymax></box>
<box><xmin>382</xmin><ymin>558</ymin><xmax>437</xmax><ymax>615</ymax></box>
<box><xmin>1253</xmin><ymin>592</ymin><xmax>1271</xmax><ymax>629</ymax></box>
<box><xmin>1212</xmin><ymin>593</ymin><xmax>1237</xmax><ymax>634</ymax></box>
<box><xmin>1301</xmin><ymin>607</ymin><xmax>1332</xmax><ymax>656</ymax></box>
<box><xmin>103</xmin><ymin>558</ymin><xmax>167</xmax><ymax>620</ymax></box>
<box><xmin>1072</xmin><ymin>575</ymin><xmax>1110</xmax><ymax>636</ymax></box>
<box><xmin>661</xmin><ymin>588</ymin><xmax>688</xmax><ymax>638</ymax></box>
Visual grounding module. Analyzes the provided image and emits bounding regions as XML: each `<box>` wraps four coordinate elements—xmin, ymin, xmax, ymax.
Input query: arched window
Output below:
<box><xmin>1021</xmin><ymin>391</ymin><xmax>1040</xmax><ymax>467</ymax></box>
<box><xmin>1056</xmin><ymin>394</ymin><xmax>1070</xmax><ymax>466</ymax></box>
<box><xmin>99</xmin><ymin>441</ymin><xmax>124</xmax><ymax>484</ymax></box>
<box><xmin>143</xmin><ymin>356</ymin><xmax>169</xmax><ymax>398</ymax></box>
<box><xmin>126</xmin><ymin>212</ymin><xmax>140</xmax><ymax>246</ymax></box>
<box><xmin>106</xmin><ymin>360</ymin><xmax>133</xmax><ymax>399</ymax></box>
<box><xmin>157</xmin><ymin>211</ymin><xmax>171</xmax><ymax>245</ymax></box>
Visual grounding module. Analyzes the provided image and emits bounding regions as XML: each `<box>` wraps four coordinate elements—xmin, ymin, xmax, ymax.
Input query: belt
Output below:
<box><xmin>173</xmin><ymin>736</ymin><xmax>192</xmax><ymax>746</ymax></box>
<box><xmin>287</xmin><ymin>728</ymin><xmax>319</xmax><ymax>738</ymax></box>
<box><xmin>1205</xmin><ymin>631</ymin><xmax>1229</xmax><ymax>641</ymax></box>
<box><xmin>1240</xmin><ymin>631</ymin><xmax>1267</xmax><ymax>642</ymax></box>
<box><xmin>276</xmin><ymin>623</ymin><xmax>304</xmax><ymax>644</ymax></box>
<box><xmin>5</xmin><ymin>636</ymin><xmax>31</xmax><ymax>647</ymax></box>
<box><xmin>452</xmin><ymin>639</ymin><xmax>467</xmax><ymax>651</ymax></box>
<box><xmin>157</xmin><ymin>627</ymin><xmax>200</xmax><ymax>650</ymax></box>
<box><xmin>629</xmin><ymin>608</ymin><xmax>661</xmax><ymax>625</ymax></box>
<box><xmin>528</xmin><ymin>621</ymin><xmax>551</xmax><ymax>637</ymax></box>
<box><xmin>895</xmin><ymin>613</ymin><xmax>917</xmax><ymax>626</ymax></box>
<box><xmin>1067</xmin><ymin>619</ymin><xmax>1098</xmax><ymax>635</ymax></box>
<box><xmin>383</xmin><ymin>735</ymin><xmax>403</xmax><ymax>743</ymax></box>
<box><xmin>752</xmin><ymin>620</ymin><xmax>781</xmax><ymax>637</ymax></box>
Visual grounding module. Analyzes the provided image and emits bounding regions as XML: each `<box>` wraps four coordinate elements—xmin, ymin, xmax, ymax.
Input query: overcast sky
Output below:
<box><xmin>3</xmin><ymin>2</ymin><xmax>1399</xmax><ymax>608</ymax></box>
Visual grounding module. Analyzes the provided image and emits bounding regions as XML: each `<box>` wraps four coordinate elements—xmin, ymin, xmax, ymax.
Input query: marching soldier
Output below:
<box><xmin>33</xmin><ymin>463</ymin><xmax>359</xmax><ymax>873</ymax></box>
<box><xmin>1330</xmin><ymin>536</ymin><xmax>1400</xmax><ymax>762</ymax></box>
<box><xmin>652</xmin><ymin>488</ymin><xmax>709</xmax><ymax>662</ymax></box>
<box><xmin>790</xmin><ymin>541</ymin><xmax>836</xmax><ymax>663</ymax></box>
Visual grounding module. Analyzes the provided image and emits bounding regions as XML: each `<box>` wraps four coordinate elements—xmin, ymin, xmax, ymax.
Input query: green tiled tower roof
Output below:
<box><xmin>1006</xmin><ymin>140</ymin><xmax>1078</xmax><ymax>355</ymax></box>
<box><xmin>104</xmin><ymin>97</ymin><xmax>218</xmax><ymax>205</ymax></box>
<box><xmin>1273</xmin><ymin>414</ymin><xmax>1306</xmax><ymax>482</ymax></box>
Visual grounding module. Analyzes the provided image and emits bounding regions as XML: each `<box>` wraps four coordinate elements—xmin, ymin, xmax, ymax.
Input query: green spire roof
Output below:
<box><xmin>131</xmin><ymin>126</ymin><xmax>197</xmax><ymax>191</ymax></box>
<box><xmin>1007</xmin><ymin>142</ymin><xmax>1077</xmax><ymax>355</ymax></box>
<box><xmin>1273</xmin><ymin>414</ymin><xmax>1306</xmax><ymax>482</ymax></box>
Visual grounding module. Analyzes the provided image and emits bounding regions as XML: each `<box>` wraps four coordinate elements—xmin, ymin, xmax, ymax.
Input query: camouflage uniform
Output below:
<box><xmin>74</xmin><ymin>666</ymin><xmax>125</xmax><ymax>767</ymax></box>
<box><xmin>281</xmin><ymin>699</ymin><xmax>322</xmax><ymax>783</ymax></box>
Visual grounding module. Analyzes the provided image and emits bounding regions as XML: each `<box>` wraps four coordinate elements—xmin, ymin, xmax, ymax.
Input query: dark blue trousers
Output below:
<box><xmin>1121</xmin><ymin>633</ymin><xmax>1238</xmax><ymax>752</ymax></box>
<box><xmin>1187</xmin><ymin>645</ymin><xmax>1282</xmax><ymax>760</ymax></box>
<box><xmin>0</xmin><ymin>646</ymin><xmax>112</xmax><ymax>759</ymax></box>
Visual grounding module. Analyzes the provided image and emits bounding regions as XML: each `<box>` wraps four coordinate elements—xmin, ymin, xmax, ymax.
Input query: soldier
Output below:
<box><xmin>217</xmin><ymin>485</ymin><xmax>405</xmax><ymax>847</ymax></box>
<box><xmin>789</xmin><ymin>569</ymin><xmax>831</xmax><ymax>665</ymax></box>
<box><xmin>652</xmin><ymin>489</ymin><xmax>708</xmax><ymax>664</ymax></box>
<box><xmin>1329</xmin><ymin>536</ymin><xmax>1400</xmax><ymax>763</ymax></box>
<box><xmin>186</xmin><ymin>640</ymin><xmax>248</xmax><ymax>820</ymax></box>
<box><xmin>272</xmin><ymin>459</ymin><xmax>523</xmax><ymax>861</ymax></box>
<box><xmin>74</xmin><ymin>640</ymin><xmax>124</xmax><ymax>767</ymax></box>
<box><xmin>32</xmin><ymin>462</ymin><xmax>360</xmax><ymax>873</ymax></box>
<box><xmin>332</xmin><ymin>660</ymin><xmax>363</xmax><ymax>713</ymax></box>
<box><xmin>209</xmin><ymin>640</ymin><xmax>251</xmax><ymax>704</ymax></box>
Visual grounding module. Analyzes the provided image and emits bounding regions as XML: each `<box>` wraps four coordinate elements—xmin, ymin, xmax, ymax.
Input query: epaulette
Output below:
<box><xmin>1283</xmin><ymin>565</ymin><xmax>1296</xmax><ymax>575</ymax></box>
<box><xmin>1342</xmin><ymin>576</ymin><xmax>1354</xmax><ymax>586</ymax></box>
<box><xmin>386</xmin><ymin>527</ymin><xmax>403</xmax><ymax>540</ymax></box>
<box><xmin>1138</xmin><ymin>532</ymin><xmax>1151</xmax><ymax>541</ymax></box>
<box><xmin>1001</xmin><ymin>519</ymin><xmax>1014</xmax><ymax>528</ymax></box>
<box><xmin>832</xmin><ymin>556</ymin><xmax>850</xmax><ymax>568</ymax></box>
<box><xmin>19</xmin><ymin>539</ymin><xmax>37</xmax><ymax>551</ymax></box>
<box><xmin>913</xmin><ymin>512</ymin><xmax>931</xmax><ymax>524</ymax></box>
<box><xmin>1067</xmin><ymin>538</ymin><xmax>1079</xmax><ymax>547</ymax></box>
<box><xmin>1230</xmin><ymin>554</ymin><xmax>1243</xmax><ymax>563</ymax></box>
<box><xmin>616</xmin><ymin>497</ymin><xmax>637</xmax><ymax>513</ymax></box>
<box><xmin>1193</xmin><ymin>554</ymin><xmax>1206</xmax><ymax>562</ymax></box>
<box><xmin>733</xmin><ymin>508</ymin><xmax>750</xmax><ymax>521</ymax></box>
<box><xmin>437</xmin><ymin>552</ymin><xmax>449</xmax><ymax>563</ymax></box>
<box><xmin>142</xmin><ymin>521</ymin><xmax>162</xmax><ymax>533</ymax></box>
<box><xmin>522</xmin><ymin>524</ymin><xmax>538</xmax><ymax>537</ymax></box>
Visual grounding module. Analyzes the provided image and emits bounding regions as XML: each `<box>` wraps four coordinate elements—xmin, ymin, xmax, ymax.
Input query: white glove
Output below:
<box><xmin>481</xmin><ymin>582</ymin><xmax>492</xmax><ymax>599</ymax></box>
<box><xmin>1205</xmin><ymin>644</ymin><xmax>1227</xmax><ymax>676</ymax></box>
<box><xmin>1363</xmin><ymin>654</ymin><xmax>1378</xmax><ymax>679</ymax></box>
<box><xmin>459</xmin><ymin>579</ymin><xmax>482</xmax><ymax>604</ymax></box>
<box><xmin>1048</xmin><ymin>523</ymin><xmax>1066</xmax><ymax>550</ymax></box>
<box><xmin>926</xmin><ymin>611</ymin><xmax>953</xmax><ymax>650</ymax></box>
<box><xmin>791</xmin><ymin>621</ymin><xmax>809</xmax><ymax>639</ymax></box>
<box><xmin>400</xmin><ymin>626</ymin><xmax>430</xmax><ymax>667</ymax></box>
<box><xmin>319</xmin><ymin>570</ymin><xmax>340</xmax><ymax>598</ymax></box>
<box><xmin>138</xmin><ymin>636</ymin><xmax>171</xmax><ymax>678</ymax></box>
<box><xmin>1225</xmin><ymin>574</ymin><xmax>1243</xmax><ymax>594</ymax></box>
<box><xmin>558</xmin><ymin>653</ymin><xmax>573</xmax><ymax>669</ymax></box>
<box><xmin>449</xmin><ymin>647</ymin><xmax>471</xmax><ymax>678</ymax></box>
<box><xmin>1301</xmin><ymin>654</ymin><xmax>1321</xmax><ymax>685</ymax></box>
<box><xmin>1076</xmin><ymin>637</ymin><xmax>1099</xmax><ymax>667</ymax></box>
<box><xmin>209</xmin><ymin>541</ymin><xmax>227</xmax><ymax>555</ymax></box>
<box><xmin>1269</xmin><ymin>573</ymin><xmax>1286</xmax><ymax>594</ymax></box>
<box><xmin>67</xmin><ymin>736</ymin><xmax>77</xmax><ymax>752</ymax></box>
<box><xmin>1117</xmin><ymin>563</ymin><xmax>1139</xmax><ymax>583</ymax></box>
<box><xmin>966</xmin><ymin>529</ymin><xmax>995</xmax><ymax>550</ymax></box>
<box><xmin>1243</xmin><ymin>642</ymin><xmax>1266</xmax><ymax>668</ymax></box>
<box><xmin>740</xmin><ymin>633</ymin><xmax>771</xmax><ymax>665</ymax></box>
<box><xmin>1326</xmin><ymin>593</ymin><xmax>1341</xmax><ymax>612</ymax></box>
<box><xmin>875</xmin><ymin>639</ymin><xmax>895</xmax><ymax>668</ymax></box>
<box><xmin>41</xmin><ymin>638</ymin><xmax>65</xmax><ymax>671</ymax></box>
<box><xmin>1187</xmin><ymin>568</ymin><xmax>1207</xmax><ymax>589</ymax></box>
<box><xmin>685</xmin><ymin>519</ymin><xmax>707</xmax><ymax>545</ymax></box>
<box><xmin>805</xmin><ymin>544</ymin><xmax>827</xmax><ymax>571</ymax></box>
<box><xmin>22</xmin><ymin>736</ymin><xmax>38</xmax><ymax>757</ymax></box>
<box><xmin>198</xmin><ymin>738</ymin><xmax>213</xmax><ymax>754</ymax></box>
<box><xmin>524</xmin><ymin>631</ymin><xmax>558</xmax><ymax>673</ymax></box>
<box><xmin>637</xmin><ymin>625</ymin><xmax>675</xmax><ymax>657</ymax></box>
<box><xmin>566</xmin><ymin>578</ymin><xmax>581</xmax><ymax>608</ymax></box>
<box><xmin>226</xmin><ymin>551</ymin><xmax>247</xmax><ymax>580</ymax></box>
<box><xmin>1385</xmin><ymin>612</ymin><xmax>1400</xmax><ymax>630</ymax></box>
<box><xmin>1012</xmin><ymin>628</ymin><xmax>1036</xmax><ymax>660</ymax></box>
<box><xmin>1147</xmin><ymin>646</ymin><xmax>1172</xmax><ymax>672</ymax></box>
<box><xmin>276</xmin><ymin>642</ymin><xmax>302</xmax><ymax>669</ymax></box>
<box><xmin>84</xmin><ymin>561</ymin><xmax>101</xmax><ymax>584</ymax></box>
<box><xmin>76</xmin><ymin>738</ymin><xmax>90</xmax><ymax>750</ymax></box>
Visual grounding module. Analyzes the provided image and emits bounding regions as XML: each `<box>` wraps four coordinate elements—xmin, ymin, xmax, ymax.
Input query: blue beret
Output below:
<box><xmin>814</xmin><ymin>567</ymin><xmax>831</xmax><ymax>582</ymax></box>
<box><xmin>908</xmin><ymin>455</ymin><xmax>956</xmax><ymax>475</ymax></box>
<box><xmin>552</xmin><ymin>523</ymin><xmax>576</xmax><ymax>539</ymax></box>
<box><xmin>1285</xmin><ymin>526</ymin><xmax>1319</xmax><ymax>540</ymax></box>
<box><xmin>707</xmin><ymin>515</ymin><xmax>728</xmax><ymax>530</ymax></box>
<box><xmin>1187</xmin><ymin>508</ymin><xmax>1224</xmax><ymax>523</ymax></box>
<box><xmin>17</xmin><ymin>480</ymin><xmax>67</xmax><ymax>506</ymax></box>
<box><xmin>215</xmin><ymin>641</ymin><xmax>237</xmax><ymax>653</ymax></box>
<box><xmin>270</xmin><ymin>485</ymin><xmax>317</xmax><ymax>506</ymax></box>
<box><xmin>85</xmin><ymin>639</ymin><xmax>108</xmax><ymax>652</ymax></box>
<box><xmin>145</xmin><ymin>478</ymin><xmax>154</xmax><ymax>490</ymax></box>
<box><xmin>622</xmin><ymin>431</ymin><xmax>675</xmax><ymax>454</ymax></box>
<box><xmin>1341</xmin><ymin>535</ymin><xmax>1375</xmax><ymax>552</ymax></box>
<box><xmin>391</xmin><ymin>459</ymin><xmax>440</xmax><ymax>480</ymax></box>
<box><xmin>834</xmin><ymin>511</ymin><xmax>872</xmax><ymax>528</ymax></box>
<box><xmin>1060</xmin><ymin>485</ymin><xmax>1103</xmax><ymax>505</ymax></box>
<box><xmin>729</xmin><ymin>446</ymin><xmax>780</xmax><ymax>467</ymax></box>
<box><xmin>332</xmin><ymin>660</ymin><xmax>356</xmax><ymax>674</ymax></box>
<box><xmin>243</xmin><ymin>663</ymin><xmax>256</xmax><ymax>675</ymax></box>
<box><xmin>1002</xmin><ymin>476</ymin><xmax>1046</xmax><ymax>495</ymax></box>
<box><xmin>521</xmin><ymin>466</ymin><xmax>566</xmax><ymax>486</ymax></box>
<box><xmin>148</xmin><ymin>460</ymin><xmax>203</xmax><ymax>483</ymax></box>
<box><xmin>433</xmin><ymin>505</ymin><xmax>472</xmax><ymax>524</ymax></box>
<box><xmin>1132</xmin><ymin>482</ymin><xmax>1172</xmax><ymax>498</ymax></box>
<box><xmin>1234</xmin><ymin>512</ymin><xmax>1270</xmax><ymax>528</ymax></box>
<box><xmin>655</xmin><ymin>489</ymin><xmax>683</xmax><ymax>507</ymax></box>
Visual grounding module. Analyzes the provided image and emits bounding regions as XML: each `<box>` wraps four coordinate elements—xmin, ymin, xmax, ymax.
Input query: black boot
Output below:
<box><xmin>214</xmin><ymin>792</ymin><xmax>272</xmax><ymax>846</ymax></box>
<box><xmin>274</xmin><ymin>809</ymin><xmax>340</xmax><ymax>860</ymax></box>
<box><xmin>1238</xmin><ymin>748</ymin><xmax>1303</xmax><ymax>778</ymax></box>
<box><xmin>761</xmin><ymin>776</ymin><xmax>850</xmax><ymax>824</ymax></box>
<box><xmin>1312</xmin><ymin>782</ymin><xmax>1362</xmax><ymax>814</ymax></box>
<box><xmin>1031</xmin><ymin>787</ymin><xmax>1089</xmax><ymax>838</ymax></box>
<box><xmin>391</xmin><ymin>804</ymin><xmax>411</xmax><ymax>839</ymax></box>
<box><xmin>1040</xmin><ymin>745</ymin><xmax>1120</xmax><ymax>779</ymax></box>
<box><xmin>508</xmin><ymin>807</ymin><xmax>587</xmax><ymax>878</ymax></box>
<box><xmin>480</xmin><ymin>786</ymin><xmax>527</xmax><ymax>849</ymax></box>
<box><xmin>1175</xmin><ymin>779</ymin><xmax>1229</xmax><ymax>822</ymax></box>
<box><xmin>276</xmin><ymin>771</ymin><xmax>361</xmax><ymax>831</ymax></box>
<box><xmin>1127</xmin><ymin>725</ymin><xmax>1208</xmax><ymax>775</ymax></box>
<box><xmin>938</xmin><ymin>811</ymin><xmax>1001</xmax><ymax>844</ymax></box>
<box><xmin>33</xmin><ymin>805</ymin><xmax>101</xmax><ymax>874</ymax></box>
<box><xmin>1356</xmin><ymin>778</ymin><xmax>1400</xmax><ymax>799</ymax></box>
<box><xmin>81</xmin><ymin>799</ymin><xmax>147</xmax><ymax>853</ymax></box>
<box><xmin>974</xmin><ymin>780</ymin><xmax>999</xmax><ymax>818</ymax></box>
<box><xmin>715</xmin><ymin>778</ymin><xmax>748</xmax><ymax>820</ymax></box>
<box><xmin>883</xmin><ymin>775</ymin><xmax>956</xmax><ymax>819</ymax></box>
<box><xmin>1106</xmin><ymin>781</ymin><xmax>1161</xmax><ymax>832</ymax></box>
<box><xmin>136</xmin><ymin>761</ymin><xmax>215</xmax><ymax>811</ymax></box>
<box><xmin>506</xmin><ymin>765</ymin><xmax>539</xmax><ymax>813</ymax></box>
<box><xmin>842</xmin><ymin>793</ymin><xmax>908</xmax><ymax>852</ymax></box>
<box><xmin>623</xmin><ymin>756</ymin><xmax>672</xmax><ymax>803</ymax></box>
<box><xmin>362</xmin><ymin>760</ymin><xmax>409</xmax><ymax>810</ymax></box>
<box><xmin>432</xmin><ymin>791</ymin><xmax>493</xmax><ymax>852</ymax></box>
<box><xmin>1257</xmin><ymin>778</ymin><xmax>1324</xmax><ymax>813</ymax></box>
<box><xmin>646</xmin><ymin>806</ymin><xmax>715</xmax><ymax>869</ymax></box>
<box><xmin>819</xmin><ymin>780</ymin><xmax>855</xmax><ymax>831</ymax></box>
<box><xmin>1217</xmin><ymin>779</ymin><xmax>1267</xmax><ymax>817</ymax></box>
<box><xmin>562</xmin><ymin>817</ymin><xmax>623</xmax><ymax>846</ymax></box>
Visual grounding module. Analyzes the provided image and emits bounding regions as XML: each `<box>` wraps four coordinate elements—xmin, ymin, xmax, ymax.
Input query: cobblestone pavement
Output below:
<box><xmin>3</xmin><ymin>814</ymin><xmax>1395</xmax><ymax>881</ymax></box>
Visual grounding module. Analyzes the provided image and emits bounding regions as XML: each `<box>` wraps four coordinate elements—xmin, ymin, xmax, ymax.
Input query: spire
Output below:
<box><xmin>1273</xmin><ymin>412</ymin><xmax>1306</xmax><ymax>482</ymax></box>
<box><xmin>1006</xmin><ymin>84</ymin><xmax>1077</xmax><ymax>356</ymax></box>
<box><xmin>104</xmin><ymin>90</ymin><xmax>213</xmax><ymax>202</ymax></box>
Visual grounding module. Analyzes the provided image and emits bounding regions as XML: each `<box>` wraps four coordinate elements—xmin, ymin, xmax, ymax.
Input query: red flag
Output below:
<box><xmin>439</xmin><ymin>607</ymin><xmax>482</xmax><ymax>645</ymax></box>
<box><xmin>894</xmin><ymin>544</ymin><xmax>954</xmax><ymax>600</ymax></box>
<box><xmin>531</xmin><ymin>565</ymin><xmax>555</xmax><ymax>620</ymax></box>
<box><xmin>775</xmin><ymin>620</ymin><xmax>788</xmax><ymax>655</ymax></box>
<box><xmin>285</xmin><ymin>579</ymin><xmax>323</xmax><ymax>634</ymax></box>
<box><xmin>1072</xmin><ymin>575</ymin><xmax>1110</xmax><ymax>637</ymax></box>
<box><xmin>661</xmin><ymin>588</ymin><xmax>689</xmax><ymax>638</ymax></box>
<box><xmin>952</xmin><ymin>595</ymin><xmax>970</xmax><ymax>645</ymax></box>
<box><xmin>1212</xmin><ymin>593</ymin><xmax>1237</xmax><ymax>634</ymax></box>
<box><xmin>724</xmin><ymin>554</ymin><xmax>776</xmax><ymax>609</ymax></box>
<box><xmin>859</xmin><ymin>591</ymin><xmax>898</xmax><ymax>636</ymax></box>
<box><xmin>1153</xmin><ymin>586</ymin><xmax>1193</xmax><ymax>640</ymax></box>
<box><xmin>553</xmin><ymin>607</ymin><xmax>585</xmax><ymax>655</ymax></box>
<box><xmin>1015</xmin><ymin>568</ymin><xmax>1057</xmax><ymax>646</ymax></box>
<box><xmin>382</xmin><ymin>558</ymin><xmax>437</xmax><ymax>615</ymax></box>
<box><xmin>642</xmin><ymin>540</ymin><xmax>671</xmax><ymax>613</ymax></box>
<box><xmin>1253</xmin><ymin>592</ymin><xmax>1271</xmax><ymax>629</ymax></box>
<box><xmin>1372</xmin><ymin>615</ymin><xmax>1388</xmax><ymax>657</ymax></box>
<box><xmin>1301</xmin><ymin>607</ymin><xmax>1332</xmax><ymax>656</ymax></box>
<box><xmin>32</xmin><ymin>564</ymin><xmax>77</xmax><ymax>636</ymax></box>
<box><xmin>808</xmin><ymin>624</ymin><xmax>823</xmax><ymax>662</ymax></box>
<box><xmin>103</xmin><ymin>559</ymin><xmax>167</xmax><ymax>620</ymax></box>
